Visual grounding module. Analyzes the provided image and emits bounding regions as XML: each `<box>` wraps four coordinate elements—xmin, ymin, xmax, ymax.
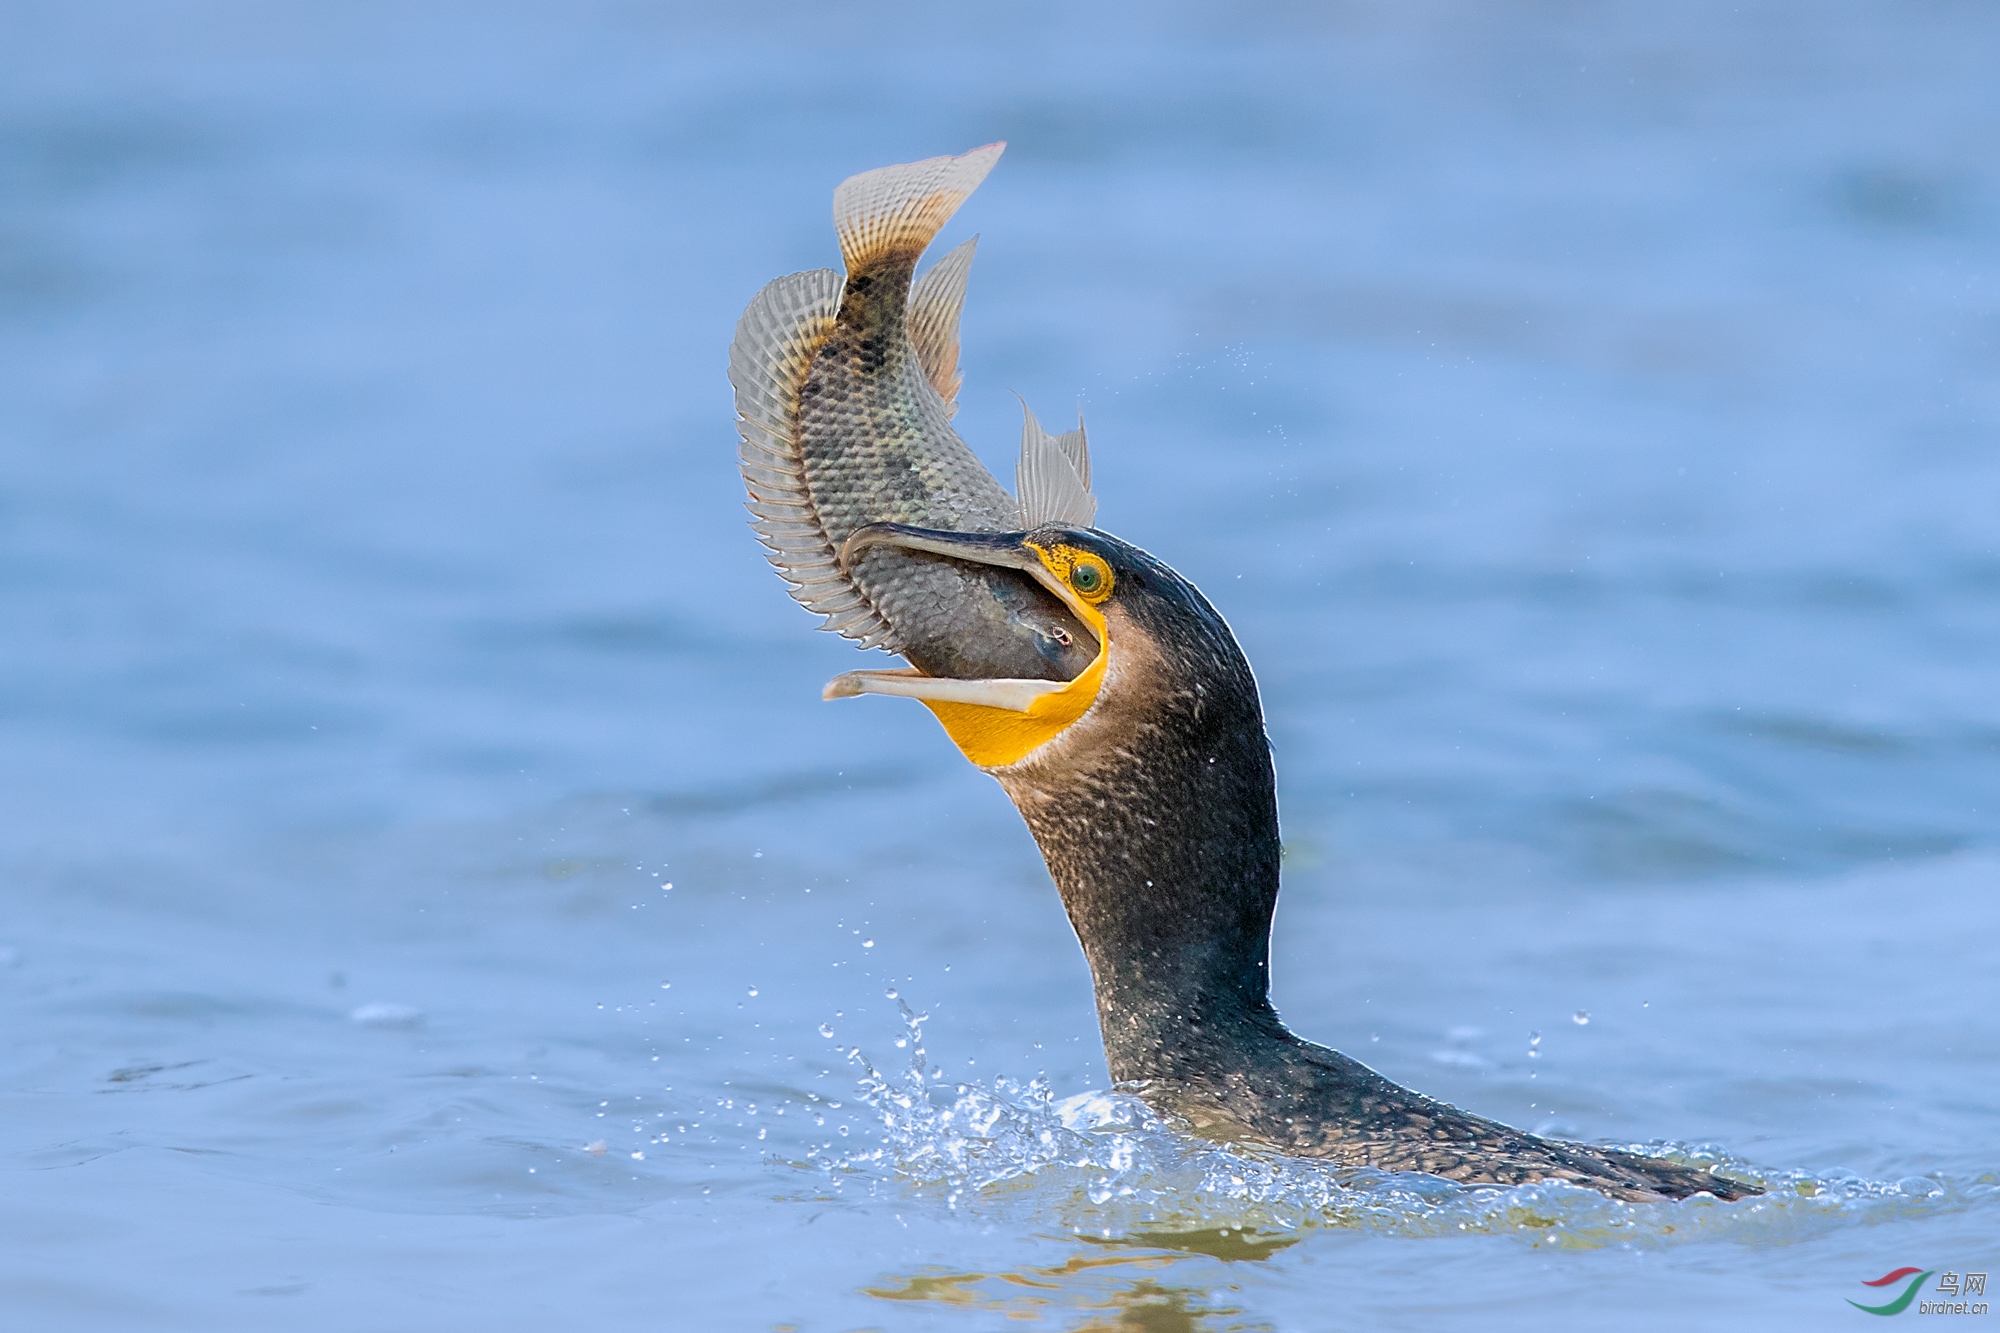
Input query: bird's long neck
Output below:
<box><xmin>997</xmin><ymin>645</ymin><xmax>1286</xmax><ymax>1083</ymax></box>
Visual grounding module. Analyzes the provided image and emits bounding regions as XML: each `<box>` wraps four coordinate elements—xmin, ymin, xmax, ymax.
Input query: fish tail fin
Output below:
<box><xmin>728</xmin><ymin>267</ymin><xmax>902</xmax><ymax>650</ymax></box>
<box><xmin>833</xmin><ymin>143</ymin><xmax>1004</xmax><ymax>276</ymax></box>
<box><xmin>1016</xmin><ymin>398</ymin><xmax>1098</xmax><ymax>530</ymax></box>
<box><xmin>908</xmin><ymin>236</ymin><xmax>978</xmax><ymax>416</ymax></box>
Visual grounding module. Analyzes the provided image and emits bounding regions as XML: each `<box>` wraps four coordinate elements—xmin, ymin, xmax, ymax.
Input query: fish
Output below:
<box><xmin>729</xmin><ymin>143</ymin><xmax>1102</xmax><ymax>684</ymax></box>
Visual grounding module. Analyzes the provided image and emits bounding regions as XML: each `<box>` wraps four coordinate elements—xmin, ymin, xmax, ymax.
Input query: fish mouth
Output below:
<box><xmin>822</xmin><ymin>524</ymin><xmax>1107</xmax><ymax>716</ymax></box>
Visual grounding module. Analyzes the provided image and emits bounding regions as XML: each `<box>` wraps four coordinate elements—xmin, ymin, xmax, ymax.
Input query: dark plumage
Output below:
<box><xmin>844</xmin><ymin>522</ymin><xmax>1761</xmax><ymax>1203</ymax></box>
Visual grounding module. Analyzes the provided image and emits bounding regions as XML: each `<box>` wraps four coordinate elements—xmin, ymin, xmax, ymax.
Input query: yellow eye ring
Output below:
<box><xmin>1026</xmin><ymin>541</ymin><xmax>1115</xmax><ymax>605</ymax></box>
<box><xmin>1066</xmin><ymin>553</ymin><xmax>1113</xmax><ymax>603</ymax></box>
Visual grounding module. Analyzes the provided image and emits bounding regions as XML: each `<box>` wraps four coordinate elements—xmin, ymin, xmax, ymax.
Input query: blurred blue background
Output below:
<box><xmin>2</xmin><ymin>3</ymin><xmax>1996</xmax><ymax>1329</ymax></box>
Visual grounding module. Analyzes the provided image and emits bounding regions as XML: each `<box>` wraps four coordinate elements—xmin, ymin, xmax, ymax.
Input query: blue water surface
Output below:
<box><xmin>3</xmin><ymin>2</ymin><xmax>1997</xmax><ymax>1329</ymax></box>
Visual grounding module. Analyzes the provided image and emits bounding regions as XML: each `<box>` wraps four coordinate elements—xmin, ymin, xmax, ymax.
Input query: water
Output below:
<box><xmin>4</xmin><ymin>3</ymin><xmax>1998</xmax><ymax>1328</ymax></box>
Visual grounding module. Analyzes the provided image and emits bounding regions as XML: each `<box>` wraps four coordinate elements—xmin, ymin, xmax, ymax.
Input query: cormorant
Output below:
<box><xmin>732</xmin><ymin>144</ymin><xmax>1761</xmax><ymax>1203</ymax></box>
<box><xmin>826</xmin><ymin>522</ymin><xmax>1760</xmax><ymax>1202</ymax></box>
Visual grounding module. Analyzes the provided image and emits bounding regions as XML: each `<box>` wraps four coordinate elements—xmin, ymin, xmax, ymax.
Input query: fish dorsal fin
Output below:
<box><xmin>833</xmin><ymin>143</ymin><xmax>1004</xmax><ymax>274</ymax></box>
<box><xmin>908</xmin><ymin>236</ymin><xmax>977</xmax><ymax>417</ymax></box>
<box><xmin>1053</xmin><ymin>414</ymin><xmax>1090</xmax><ymax>490</ymax></box>
<box><xmin>729</xmin><ymin>267</ymin><xmax>903</xmax><ymax>650</ymax></box>
<box><xmin>1016</xmin><ymin>400</ymin><xmax>1098</xmax><ymax>530</ymax></box>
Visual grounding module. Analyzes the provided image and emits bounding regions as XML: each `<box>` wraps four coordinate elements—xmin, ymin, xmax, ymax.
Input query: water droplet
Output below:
<box><xmin>818</xmin><ymin>1023</ymin><xmax>834</xmax><ymax>1038</ymax></box>
<box><xmin>862</xmin><ymin>939</ymin><xmax>874</xmax><ymax>948</ymax></box>
<box><xmin>1572</xmin><ymin>1010</ymin><xmax>1589</xmax><ymax>1026</ymax></box>
<box><xmin>884</xmin><ymin>987</ymin><xmax>898</xmax><ymax>999</ymax></box>
<box><xmin>629</xmin><ymin>1151</ymin><xmax>644</xmax><ymax>1160</ymax></box>
<box><xmin>1528</xmin><ymin>1031</ymin><xmax>1541</xmax><ymax>1045</ymax></box>
<box><xmin>659</xmin><ymin>982</ymin><xmax>671</xmax><ymax>989</ymax></box>
<box><xmin>746</xmin><ymin>986</ymin><xmax>759</xmax><ymax>997</ymax></box>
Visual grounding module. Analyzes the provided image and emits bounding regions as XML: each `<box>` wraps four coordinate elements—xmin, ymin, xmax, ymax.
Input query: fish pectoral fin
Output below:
<box><xmin>823</xmin><ymin>669</ymin><xmax>1066</xmax><ymax>713</ymax></box>
<box><xmin>908</xmin><ymin>236</ymin><xmax>977</xmax><ymax>416</ymax></box>
<box><xmin>1016</xmin><ymin>399</ymin><xmax>1098</xmax><ymax>529</ymax></box>
<box><xmin>833</xmin><ymin>144</ymin><xmax>1004</xmax><ymax>273</ymax></box>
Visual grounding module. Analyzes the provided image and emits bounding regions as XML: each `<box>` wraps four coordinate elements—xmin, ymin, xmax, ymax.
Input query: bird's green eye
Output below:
<box><xmin>1028</xmin><ymin>541</ymin><xmax>1115</xmax><ymax>605</ymax></box>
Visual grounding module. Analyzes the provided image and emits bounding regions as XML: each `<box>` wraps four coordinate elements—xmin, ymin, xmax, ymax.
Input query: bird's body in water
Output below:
<box><xmin>731</xmin><ymin>146</ymin><xmax>1761</xmax><ymax>1204</ymax></box>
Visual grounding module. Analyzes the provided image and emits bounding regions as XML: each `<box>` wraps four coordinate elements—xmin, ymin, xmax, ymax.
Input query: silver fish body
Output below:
<box><xmin>730</xmin><ymin>144</ymin><xmax>1099</xmax><ymax>682</ymax></box>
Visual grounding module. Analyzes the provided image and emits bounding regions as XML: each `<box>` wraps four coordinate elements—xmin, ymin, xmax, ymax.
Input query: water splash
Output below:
<box><xmin>802</xmin><ymin>998</ymin><xmax>1999</xmax><ymax>1251</ymax></box>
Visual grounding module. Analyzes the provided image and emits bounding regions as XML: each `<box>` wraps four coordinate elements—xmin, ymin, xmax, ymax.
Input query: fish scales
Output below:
<box><xmin>730</xmin><ymin>144</ymin><xmax>1096</xmax><ymax>683</ymax></box>
<box><xmin>799</xmin><ymin>256</ymin><xmax>1085</xmax><ymax>681</ymax></box>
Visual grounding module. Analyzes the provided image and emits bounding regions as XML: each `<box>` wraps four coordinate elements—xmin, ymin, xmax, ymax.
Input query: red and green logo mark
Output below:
<box><xmin>1848</xmin><ymin>1268</ymin><xmax>1988</xmax><ymax>1316</ymax></box>
<box><xmin>1849</xmin><ymin>1269</ymin><xmax>1932</xmax><ymax>1316</ymax></box>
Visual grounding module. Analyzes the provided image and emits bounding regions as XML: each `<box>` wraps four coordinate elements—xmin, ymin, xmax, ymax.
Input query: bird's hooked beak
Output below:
<box><xmin>822</xmin><ymin>523</ymin><xmax>1111</xmax><ymax>769</ymax></box>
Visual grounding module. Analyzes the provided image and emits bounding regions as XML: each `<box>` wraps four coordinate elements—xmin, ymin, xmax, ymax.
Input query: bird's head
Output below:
<box><xmin>824</xmin><ymin>522</ymin><xmax>1260</xmax><ymax>777</ymax></box>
